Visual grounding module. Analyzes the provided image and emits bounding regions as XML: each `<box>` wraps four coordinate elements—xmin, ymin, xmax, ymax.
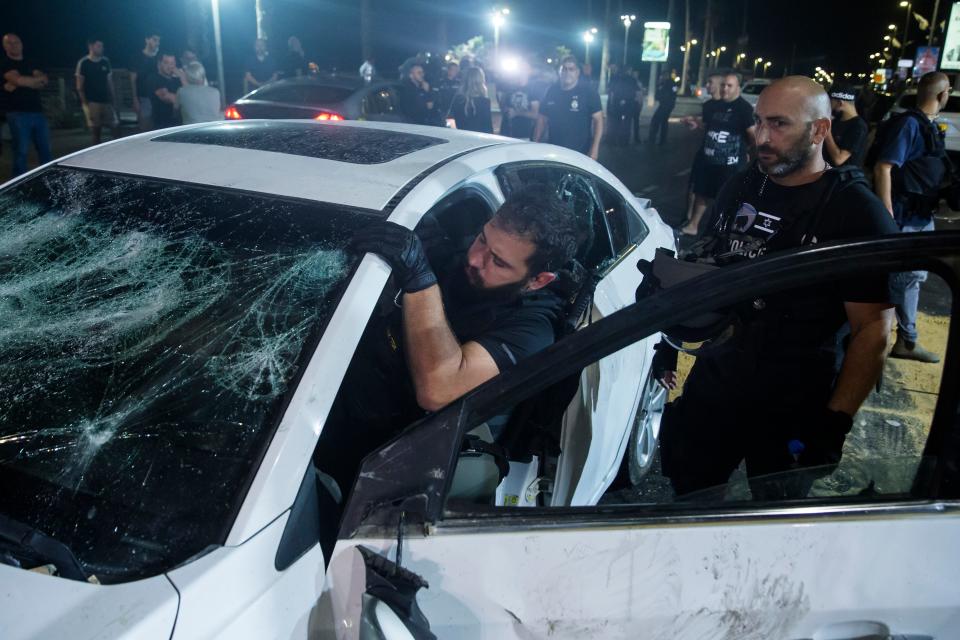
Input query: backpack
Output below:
<box><xmin>864</xmin><ymin>108</ymin><xmax>955</xmax><ymax>217</ymax></box>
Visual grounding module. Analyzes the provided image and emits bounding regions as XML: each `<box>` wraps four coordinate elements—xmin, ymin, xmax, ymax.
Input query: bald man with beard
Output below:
<box><xmin>873</xmin><ymin>71</ymin><xmax>951</xmax><ymax>363</ymax></box>
<box><xmin>658</xmin><ymin>76</ymin><xmax>898</xmax><ymax>499</ymax></box>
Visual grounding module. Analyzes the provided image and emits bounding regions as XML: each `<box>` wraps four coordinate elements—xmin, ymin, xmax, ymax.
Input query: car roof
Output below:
<box><xmin>57</xmin><ymin>120</ymin><xmax>516</xmax><ymax>211</ymax></box>
<box><xmin>257</xmin><ymin>74</ymin><xmax>382</xmax><ymax>91</ymax></box>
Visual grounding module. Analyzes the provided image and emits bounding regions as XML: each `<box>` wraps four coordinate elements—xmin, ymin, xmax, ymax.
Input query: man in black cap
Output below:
<box><xmin>823</xmin><ymin>82</ymin><xmax>868</xmax><ymax>167</ymax></box>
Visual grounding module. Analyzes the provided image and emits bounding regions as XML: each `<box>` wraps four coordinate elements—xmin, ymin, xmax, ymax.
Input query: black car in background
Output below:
<box><xmin>225</xmin><ymin>76</ymin><xmax>406</xmax><ymax>123</ymax></box>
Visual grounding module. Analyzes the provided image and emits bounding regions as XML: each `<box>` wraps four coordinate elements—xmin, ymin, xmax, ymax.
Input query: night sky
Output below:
<box><xmin>1</xmin><ymin>0</ymin><xmax>951</xmax><ymax>100</ymax></box>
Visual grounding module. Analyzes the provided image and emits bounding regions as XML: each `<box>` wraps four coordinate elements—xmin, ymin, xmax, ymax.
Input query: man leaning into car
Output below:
<box><xmin>314</xmin><ymin>185</ymin><xmax>580</xmax><ymax>494</ymax></box>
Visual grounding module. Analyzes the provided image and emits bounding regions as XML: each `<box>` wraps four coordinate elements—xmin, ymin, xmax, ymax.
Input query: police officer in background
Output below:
<box><xmin>823</xmin><ymin>82</ymin><xmax>868</xmax><ymax>167</ymax></box>
<box><xmin>535</xmin><ymin>56</ymin><xmax>604</xmax><ymax>160</ymax></box>
<box><xmin>657</xmin><ymin>77</ymin><xmax>897</xmax><ymax>498</ymax></box>
<box><xmin>872</xmin><ymin>71</ymin><xmax>950</xmax><ymax>363</ymax></box>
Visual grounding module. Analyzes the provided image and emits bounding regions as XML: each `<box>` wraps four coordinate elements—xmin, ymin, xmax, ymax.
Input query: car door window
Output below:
<box><xmin>495</xmin><ymin>163</ymin><xmax>616</xmax><ymax>271</ymax></box>
<box><xmin>251</xmin><ymin>84</ymin><xmax>304</xmax><ymax>103</ymax></box>
<box><xmin>594</xmin><ymin>179</ymin><xmax>649</xmax><ymax>254</ymax></box>
<box><xmin>299</xmin><ymin>85</ymin><xmax>354</xmax><ymax>105</ymax></box>
<box><xmin>438</xmin><ymin>257</ymin><xmax>955</xmax><ymax>511</ymax></box>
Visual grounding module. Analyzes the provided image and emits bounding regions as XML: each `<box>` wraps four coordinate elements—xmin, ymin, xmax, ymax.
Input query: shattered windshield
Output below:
<box><xmin>0</xmin><ymin>167</ymin><xmax>363</xmax><ymax>582</ymax></box>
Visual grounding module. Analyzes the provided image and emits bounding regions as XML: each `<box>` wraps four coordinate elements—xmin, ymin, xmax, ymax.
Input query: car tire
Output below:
<box><xmin>627</xmin><ymin>369</ymin><xmax>668</xmax><ymax>485</ymax></box>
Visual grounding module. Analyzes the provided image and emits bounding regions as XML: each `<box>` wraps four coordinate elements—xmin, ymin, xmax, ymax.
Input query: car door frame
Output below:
<box><xmin>339</xmin><ymin>232</ymin><xmax>960</xmax><ymax>542</ymax></box>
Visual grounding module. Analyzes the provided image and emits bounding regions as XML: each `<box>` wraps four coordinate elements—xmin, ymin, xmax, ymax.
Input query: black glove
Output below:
<box><xmin>352</xmin><ymin>221</ymin><xmax>438</xmax><ymax>293</ymax></box>
<box><xmin>796</xmin><ymin>408</ymin><xmax>853</xmax><ymax>468</ymax></box>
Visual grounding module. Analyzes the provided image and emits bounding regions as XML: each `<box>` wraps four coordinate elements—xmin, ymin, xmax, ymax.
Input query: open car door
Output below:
<box><xmin>322</xmin><ymin>234</ymin><xmax>960</xmax><ymax>639</ymax></box>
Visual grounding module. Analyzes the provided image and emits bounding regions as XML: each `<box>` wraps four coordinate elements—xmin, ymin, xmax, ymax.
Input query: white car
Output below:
<box><xmin>740</xmin><ymin>78</ymin><xmax>772</xmax><ymax>106</ymax></box>
<box><xmin>888</xmin><ymin>88</ymin><xmax>960</xmax><ymax>156</ymax></box>
<box><xmin>0</xmin><ymin>120</ymin><xmax>674</xmax><ymax>638</ymax></box>
<box><xmin>3</xmin><ymin>122</ymin><xmax>959</xmax><ymax>639</ymax></box>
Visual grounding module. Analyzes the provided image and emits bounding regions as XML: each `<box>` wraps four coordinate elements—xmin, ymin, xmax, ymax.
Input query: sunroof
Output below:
<box><xmin>153</xmin><ymin>121</ymin><xmax>447</xmax><ymax>164</ymax></box>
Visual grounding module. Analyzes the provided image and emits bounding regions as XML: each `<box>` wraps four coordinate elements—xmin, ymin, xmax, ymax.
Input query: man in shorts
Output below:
<box><xmin>681</xmin><ymin>71</ymin><xmax>755</xmax><ymax>236</ymax></box>
<box><xmin>75</xmin><ymin>37</ymin><xmax>118</xmax><ymax>145</ymax></box>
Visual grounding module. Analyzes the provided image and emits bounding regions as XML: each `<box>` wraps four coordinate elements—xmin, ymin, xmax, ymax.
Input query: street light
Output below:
<box><xmin>763</xmin><ymin>60</ymin><xmax>772</xmax><ymax>77</ymax></box>
<box><xmin>491</xmin><ymin>7</ymin><xmax>509</xmax><ymax>58</ymax></box>
<box><xmin>621</xmin><ymin>14</ymin><xmax>636</xmax><ymax>65</ymax></box>
<box><xmin>899</xmin><ymin>1</ymin><xmax>912</xmax><ymax>63</ymax></box>
<box><xmin>583</xmin><ymin>27</ymin><xmax>597</xmax><ymax>66</ymax></box>
<box><xmin>754</xmin><ymin>56</ymin><xmax>763</xmax><ymax>74</ymax></box>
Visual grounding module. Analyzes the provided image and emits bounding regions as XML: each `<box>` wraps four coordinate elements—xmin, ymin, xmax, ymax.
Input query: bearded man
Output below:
<box><xmin>314</xmin><ymin>185</ymin><xmax>579</xmax><ymax>495</ymax></box>
<box><xmin>657</xmin><ymin>76</ymin><xmax>898</xmax><ymax>499</ymax></box>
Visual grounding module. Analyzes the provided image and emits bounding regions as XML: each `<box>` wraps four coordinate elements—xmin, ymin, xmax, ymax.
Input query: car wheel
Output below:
<box><xmin>627</xmin><ymin>370</ymin><xmax>667</xmax><ymax>485</ymax></box>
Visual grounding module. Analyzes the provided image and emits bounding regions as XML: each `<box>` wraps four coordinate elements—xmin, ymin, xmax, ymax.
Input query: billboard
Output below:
<box><xmin>915</xmin><ymin>46</ymin><xmax>940</xmax><ymax>77</ymax></box>
<box><xmin>941</xmin><ymin>1</ymin><xmax>960</xmax><ymax>70</ymax></box>
<box><xmin>642</xmin><ymin>21</ymin><xmax>671</xmax><ymax>63</ymax></box>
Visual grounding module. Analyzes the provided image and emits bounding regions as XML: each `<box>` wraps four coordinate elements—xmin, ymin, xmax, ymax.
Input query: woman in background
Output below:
<box><xmin>449</xmin><ymin>67</ymin><xmax>492</xmax><ymax>134</ymax></box>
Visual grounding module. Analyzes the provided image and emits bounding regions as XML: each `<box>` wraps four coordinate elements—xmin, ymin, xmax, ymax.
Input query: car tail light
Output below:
<box><xmin>314</xmin><ymin>111</ymin><xmax>344</xmax><ymax>121</ymax></box>
<box><xmin>224</xmin><ymin>105</ymin><xmax>242</xmax><ymax>120</ymax></box>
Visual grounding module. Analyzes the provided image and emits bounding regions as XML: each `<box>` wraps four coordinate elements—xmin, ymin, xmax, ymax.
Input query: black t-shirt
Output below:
<box><xmin>450</xmin><ymin>95</ymin><xmax>493</xmax><ymax>133</ymax></box>
<box><xmin>701</xmin><ymin>97</ymin><xmax>755</xmax><ymax>167</ymax></box>
<box><xmin>146</xmin><ymin>72</ymin><xmax>182</xmax><ymax>128</ymax></box>
<box><xmin>0</xmin><ymin>56</ymin><xmax>43</xmax><ymax>112</ymax></box>
<box><xmin>281</xmin><ymin>51</ymin><xmax>308</xmax><ymax>79</ymax></box>
<box><xmin>700</xmin><ymin>165</ymin><xmax>898</xmax><ymax>367</ymax></box>
<box><xmin>337</xmin><ymin>253</ymin><xmax>563</xmax><ymax>429</ymax></box>
<box><xmin>826</xmin><ymin>115</ymin><xmax>868</xmax><ymax>167</ymax></box>
<box><xmin>607</xmin><ymin>73</ymin><xmax>639</xmax><ymax>115</ymax></box>
<box><xmin>540</xmin><ymin>81</ymin><xmax>603</xmax><ymax>153</ymax></box>
<box><xmin>76</xmin><ymin>56</ymin><xmax>112</xmax><ymax>103</ymax></box>
<box><xmin>131</xmin><ymin>51</ymin><xmax>158</xmax><ymax>97</ymax></box>
<box><xmin>499</xmin><ymin>79</ymin><xmax>547</xmax><ymax>139</ymax></box>
<box><xmin>656</xmin><ymin>77</ymin><xmax>677</xmax><ymax>107</ymax></box>
<box><xmin>398</xmin><ymin>79</ymin><xmax>432</xmax><ymax>125</ymax></box>
<box><xmin>245</xmin><ymin>54</ymin><xmax>276</xmax><ymax>84</ymax></box>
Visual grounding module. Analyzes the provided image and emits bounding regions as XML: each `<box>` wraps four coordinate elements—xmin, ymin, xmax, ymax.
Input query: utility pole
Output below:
<box><xmin>360</xmin><ymin>0</ymin><xmax>373</xmax><ymax>65</ymax></box>
<box><xmin>255</xmin><ymin>0</ymin><xmax>267</xmax><ymax>40</ymax></box>
<box><xmin>681</xmin><ymin>0</ymin><xmax>691</xmax><ymax>94</ymax></box>
<box><xmin>900</xmin><ymin>1</ymin><xmax>912</xmax><ymax>63</ymax></box>
<box><xmin>930</xmin><ymin>0</ymin><xmax>942</xmax><ymax>46</ymax></box>
<box><xmin>696</xmin><ymin>0</ymin><xmax>713</xmax><ymax>91</ymax></box>
<box><xmin>212</xmin><ymin>0</ymin><xmax>226</xmax><ymax>107</ymax></box>
<box><xmin>600</xmin><ymin>0</ymin><xmax>612</xmax><ymax>95</ymax></box>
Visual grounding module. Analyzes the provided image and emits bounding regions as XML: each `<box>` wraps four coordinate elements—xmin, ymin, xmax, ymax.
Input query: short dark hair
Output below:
<box><xmin>724</xmin><ymin>70</ymin><xmax>743</xmax><ymax>86</ymax></box>
<box><xmin>707</xmin><ymin>69</ymin><xmax>726</xmax><ymax>79</ymax></box>
<box><xmin>493</xmin><ymin>184</ymin><xmax>579</xmax><ymax>274</ymax></box>
<box><xmin>87</xmin><ymin>37</ymin><xmax>102</xmax><ymax>46</ymax></box>
<box><xmin>145</xmin><ymin>31</ymin><xmax>160</xmax><ymax>39</ymax></box>
<box><xmin>559</xmin><ymin>55</ymin><xmax>579</xmax><ymax>69</ymax></box>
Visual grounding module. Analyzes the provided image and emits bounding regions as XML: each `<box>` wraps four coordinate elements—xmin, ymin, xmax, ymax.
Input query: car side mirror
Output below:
<box><xmin>632</xmin><ymin>193</ymin><xmax>652</xmax><ymax>209</ymax></box>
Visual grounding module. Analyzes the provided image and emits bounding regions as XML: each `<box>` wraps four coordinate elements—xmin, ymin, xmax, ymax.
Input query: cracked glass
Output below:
<box><xmin>0</xmin><ymin>167</ymin><xmax>364</xmax><ymax>582</ymax></box>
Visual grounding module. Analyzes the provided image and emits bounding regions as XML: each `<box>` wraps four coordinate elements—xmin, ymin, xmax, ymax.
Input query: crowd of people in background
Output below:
<box><xmin>0</xmin><ymin>25</ymin><xmax>675</xmax><ymax>176</ymax></box>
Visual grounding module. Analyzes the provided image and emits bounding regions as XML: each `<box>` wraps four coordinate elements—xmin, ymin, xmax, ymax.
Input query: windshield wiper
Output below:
<box><xmin>0</xmin><ymin>513</ymin><xmax>88</xmax><ymax>581</ymax></box>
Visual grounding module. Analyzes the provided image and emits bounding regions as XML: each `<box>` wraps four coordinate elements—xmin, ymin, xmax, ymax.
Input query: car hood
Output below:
<box><xmin>0</xmin><ymin>563</ymin><xmax>178</xmax><ymax>639</ymax></box>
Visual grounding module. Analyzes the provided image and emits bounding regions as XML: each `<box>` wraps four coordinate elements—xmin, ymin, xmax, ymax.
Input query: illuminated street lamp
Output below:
<box><xmin>753</xmin><ymin>56</ymin><xmax>763</xmax><ymax>74</ymax></box>
<box><xmin>491</xmin><ymin>7</ymin><xmax>510</xmax><ymax>57</ymax></box>
<box><xmin>621</xmin><ymin>15</ymin><xmax>636</xmax><ymax>65</ymax></box>
<box><xmin>583</xmin><ymin>27</ymin><xmax>598</xmax><ymax>66</ymax></box>
<box><xmin>763</xmin><ymin>60</ymin><xmax>772</xmax><ymax>77</ymax></box>
<box><xmin>899</xmin><ymin>1</ymin><xmax>912</xmax><ymax>62</ymax></box>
